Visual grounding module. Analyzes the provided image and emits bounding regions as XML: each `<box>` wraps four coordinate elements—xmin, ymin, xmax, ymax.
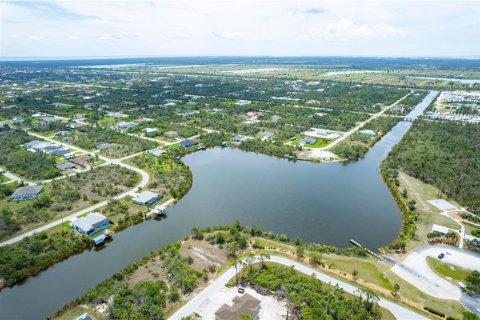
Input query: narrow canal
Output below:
<box><xmin>0</xmin><ymin>91</ymin><xmax>438</xmax><ymax>319</ymax></box>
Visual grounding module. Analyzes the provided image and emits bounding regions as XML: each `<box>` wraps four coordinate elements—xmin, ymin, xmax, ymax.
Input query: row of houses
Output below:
<box><xmin>23</xmin><ymin>140</ymin><xmax>75</xmax><ymax>158</ymax></box>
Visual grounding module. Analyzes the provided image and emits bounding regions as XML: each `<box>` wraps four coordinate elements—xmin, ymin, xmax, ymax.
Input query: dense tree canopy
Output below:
<box><xmin>383</xmin><ymin>120</ymin><xmax>480</xmax><ymax>215</ymax></box>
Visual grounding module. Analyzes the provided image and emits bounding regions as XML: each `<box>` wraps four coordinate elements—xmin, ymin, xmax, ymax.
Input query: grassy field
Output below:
<box><xmin>323</xmin><ymin>255</ymin><xmax>394</xmax><ymax>291</ymax></box>
<box><xmin>426</xmin><ymin>257</ymin><xmax>471</xmax><ymax>281</ymax></box>
<box><xmin>398</xmin><ymin>171</ymin><xmax>463</xmax><ymax>251</ymax></box>
<box><xmin>55</xmin><ymin>305</ymin><xmax>105</xmax><ymax>320</ymax></box>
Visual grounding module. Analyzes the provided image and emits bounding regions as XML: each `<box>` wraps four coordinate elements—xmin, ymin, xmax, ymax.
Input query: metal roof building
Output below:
<box><xmin>132</xmin><ymin>191</ymin><xmax>163</xmax><ymax>206</ymax></box>
<box><xmin>71</xmin><ymin>213</ymin><xmax>110</xmax><ymax>236</ymax></box>
<box><xmin>10</xmin><ymin>185</ymin><xmax>43</xmax><ymax>201</ymax></box>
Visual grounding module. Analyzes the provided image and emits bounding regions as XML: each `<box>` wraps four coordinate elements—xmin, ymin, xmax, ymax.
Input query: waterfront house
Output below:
<box><xmin>149</xmin><ymin>149</ymin><xmax>165</xmax><ymax>157</ymax></box>
<box><xmin>299</xmin><ymin>137</ymin><xmax>316</xmax><ymax>146</ymax></box>
<box><xmin>10</xmin><ymin>185</ymin><xmax>43</xmax><ymax>201</ymax></box>
<box><xmin>71</xmin><ymin>213</ymin><xmax>110</xmax><ymax>235</ymax></box>
<box><xmin>261</xmin><ymin>131</ymin><xmax>275</xmax><ymax>140</ymax></box>
<box><xmin>231</xmin><ymin>134</ymin><xmax>247</xmax><ymax>144</ymax></box>
<box><xmin>359</xmin><ymin>129</ymin><xmax>378</xmax><ymax>137</ymax></box>
<box><xmin>132</xmin><ymin>191</ymin><xmax>163</xmax><ymax>206</ymax></box>
<box><xmin>180</xmin><ymin>139</ymin><xmax>198</xmax><ymax>148</ymax></box>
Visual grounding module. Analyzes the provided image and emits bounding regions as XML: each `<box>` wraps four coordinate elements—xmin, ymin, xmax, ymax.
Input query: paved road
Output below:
<box><xmin>0</xmin><ymin>132</ymin><xmax>151</xmax><ymax>247</ymax></box>
<box><xmin>392</xmin><ymin>245</ymin><xmax>480</xmax><ymax>301</ymax></box>
<box><xmin>322</xmin><ymin>92</ymin><xmax>413</xmax><ymax>150</ymax></box>
<box><xmin>1</xmin><ymin>169</ymin><xmax>30</xmax><ymax>185</ymax></box>
<box><xmin>169</xmin><ymin>255</ymin><xmax>427</xmax><ymax>320</ymax></box>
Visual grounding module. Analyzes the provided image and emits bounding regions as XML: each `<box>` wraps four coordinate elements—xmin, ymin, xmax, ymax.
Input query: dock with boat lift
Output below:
<box><xmin>146</xmin><ymin>198</ymin><xmax>176</xmax><ymax>218</ymax></box>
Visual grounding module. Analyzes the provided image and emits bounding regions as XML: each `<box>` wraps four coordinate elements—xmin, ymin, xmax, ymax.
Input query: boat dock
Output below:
<box><xmin>350</xmin><ymin>239</ymin><xmax>390</xmax><ymax>264</ymax></box>
<box><xmin>146</xmin><ymin>198</ymin><xmax>176</xmax><ymax>218</ymax></box>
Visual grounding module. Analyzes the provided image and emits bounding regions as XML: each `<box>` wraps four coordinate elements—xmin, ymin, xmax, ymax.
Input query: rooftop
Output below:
<box><xmin>215</xmin><ymin>293</ymin><xmax>261</xmax><ymax>320</ymax></box>
<box><xmin>133</xmin><ymin>191</ymin><xmax>161</xmax><ymax>204</ymax></box>
<box><xmin>72</xmin><ymin>213</ymin><xmax>108</xmax><ymax>231</ymax></box>
<box><xmin>11</xmin><ymin>185</ymin><xmax>43</xmax><ymax>199</ymax></box>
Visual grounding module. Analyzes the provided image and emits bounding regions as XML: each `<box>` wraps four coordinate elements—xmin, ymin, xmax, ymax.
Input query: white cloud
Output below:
<box><xmin>314</xmin><ymin>19</ymin><xmax>407</xmax><ymax>40</ymax></box>
<box><xmin>0</xmin><ymin>1</ymin><xmax>479</xmax><ymax>58</ymax></box>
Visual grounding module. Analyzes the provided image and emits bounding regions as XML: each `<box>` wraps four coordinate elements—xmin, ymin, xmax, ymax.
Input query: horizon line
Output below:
<box><xmin>1</xmin><ymin>54</ymin><xmax>480</xmax><ymax>62</ymax></box>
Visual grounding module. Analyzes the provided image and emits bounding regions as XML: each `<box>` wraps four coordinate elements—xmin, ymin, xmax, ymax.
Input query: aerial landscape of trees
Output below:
<box><xmin>383</xmin><ymin>120</ymin><xmax>480</xmax><ymax>215</ymax></box>
<box><xmin>0</xmin><ymin>129</ymin><xmax>60</xmax><ymax>180</ymax></box>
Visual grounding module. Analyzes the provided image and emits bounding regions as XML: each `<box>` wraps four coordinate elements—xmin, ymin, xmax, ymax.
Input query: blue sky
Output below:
<box><xmin>1</xmin><ymin>1</ymin><xmax>480</xmax><ymax>58</ymax></box>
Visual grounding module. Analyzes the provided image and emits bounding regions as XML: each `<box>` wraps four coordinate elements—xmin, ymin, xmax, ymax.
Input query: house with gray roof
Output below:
<box><xmin>24</xmin><ymin>140</ymin><xmax>51</xmax><ymax>150</ymax></box>
<box><xmin>10</xmin><ymin>185</ymin><xmax>43</xmax><ymax>201</ymax></box>
<box><xmin>261</xmin><ymin>131</ymin><xmax>275</xmax><ymax>140</ymax></box>
<box><xmin>115</xmin><ymin>121</ymin><xmax>138</xmax><ymax>131</ymax></box>
<box><xmin>97</xmin><ymin>143</ymin><xmax>114</xmax><ymax>150</ymax></box>
<box><xmin>132</xmin><ymin>191</ymin><xmax>162</xmax><ymax>206</ymax></box>
<box><xmin>55</xmin><ymin>162</ymin><xmax>77</xmax><ymax>171</ymax></box>
<box><xmin>299</xmin><ymin>137</ymin><xmax>316</xmax><ymax>146</ymax></box>
<box><xmin>71</xmin><ymin>213</ymin><xmax>110</xmax><ymax>235</ymax></box>
<box><xmin>149</xmin><ymin>149</ymin><xmax>165</xmax><ymax>157</ymax></box>
<box><xmin>214</xmin><ymin>293</ymin><xmax>261</xmax><ymax>320</ymax></box>
<box><xmin>66</xmin><ymin>122</ymin><xmax>86</xmax><ymax>130</ymax></box>
<box><xmin>231</xmin><ymin>134</ymin><xmax>247</xmax><ymax>144</ymax></box>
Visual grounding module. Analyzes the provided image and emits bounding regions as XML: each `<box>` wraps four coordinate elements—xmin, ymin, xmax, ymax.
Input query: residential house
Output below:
<box><xmin>97</xmin><ymin>143</ymin><xmax>114</xmax><ymax>150</ymax></box>
<box><xmin>299</xmin><ymin>137</ymin><xmax>316</xmax><ymax>146</ymax></box>
<box><xmin>231</xmin><ymin>134</ymin><xmax>247</xmax><ymax>144</ymax></box>
<box><xmin>9</xmin><ymin>117</ymin><xmax>25</xmax><ymax>124</ymax></box>
<box><xmin>24</xmin><ymin>140</ymin><xmax>51</xmax><ymax>150</ymax></box>
<box><xmin>261</xmin><ymin>131</ymin><xmax>275</xmax><ymax>140</ymax></box>
<box><xmin>71</xmin><ymin>213</ymin><xmax>110</xmax><ymax>235</ymax></box>
<box><xmin>115</xmin><ymin>121</ymin><xmax>138</xmax><ymax>131</ymax></box>
<box><xmin>132</xmin><ymin>191</ymin><xmax>163</xmax><ymax>206</ymax></box>
<box><xmin>10</xmin><ymin>185</ymin><xmax>43</xmax><ymax>201</ymax></box>
<box><xmin>214</xmin><ymin>293</ymin><xmax>261</xmax><ymax>320</ymax></box>
<box><xmin>66</xmin><ymin>122</ymin><xmax>86</xmax><ymax>130</ymax></box>
<box><xmin>55</xmin><ymin>162</ymin><xmax>77</xmax><ymax>171</ymax></box>
<box><xmin>164</xmin><ymin>130</ymin><xmax>179</xmax><ymax>138</ymax></box>
<box><xmin>180</xmin><ymin>139</ymin><xmax>198</xmax><ymax>148</ymax></box>
<box><xmin>142</xmin><ymin>127</ymin><xmax>158</xmax><ymax>134</ymax></box>
<box><xmin>359</xmin><ymin>129</ymin><xmax>378</xmax><ymax>137</ymax></box>
<box><xmin>149</xmin><ymin>149</ymin><xmax>165</xmax><ymax>157</ymax></box>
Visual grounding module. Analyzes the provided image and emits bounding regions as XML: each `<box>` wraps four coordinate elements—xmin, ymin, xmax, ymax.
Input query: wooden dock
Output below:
<box><xmin>350</xmin><ymin>239</ymin><xmax>390</xmax><ymax>264</ymax></box>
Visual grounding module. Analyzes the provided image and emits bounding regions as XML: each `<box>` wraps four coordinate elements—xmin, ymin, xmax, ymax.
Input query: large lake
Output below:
<box><xmin>0</xmin><ymin>91</ymin><xmax>438</xmax><ymax>319</ymax></box>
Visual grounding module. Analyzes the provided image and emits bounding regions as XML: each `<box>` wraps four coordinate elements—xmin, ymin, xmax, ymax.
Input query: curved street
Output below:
<box><xmin>0</xmin><ymin>132</ymin><xmax>151</xmax><ymax>247</ymax></box>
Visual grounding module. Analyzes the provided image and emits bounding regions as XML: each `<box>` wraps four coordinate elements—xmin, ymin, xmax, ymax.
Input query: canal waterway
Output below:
<box><xmin>0</xmin><ymin>91</ymin><xmax>438</xmax><ymax>319</ymax></box>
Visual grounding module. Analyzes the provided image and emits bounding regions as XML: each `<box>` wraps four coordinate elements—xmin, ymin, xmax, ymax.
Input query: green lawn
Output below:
<box><xmin>323</xmin><ymin>256</ymin><xmax>394</xmax><ymax>291</ymax></box>
<box><xmin>97</xmin><ymin>117</ymin><xmax>116</xmax><ymax>127</ymax></box>
<box><xmin>286</xmin><ymin>135</ymin><xmax>331</xmax><ymax>148</ymax></box>
<box><xmin>426</xmin><ymin>257</ymin><xmax>471</xmax><ymax>281</ymax></box>
<box><xmin>303</xmin><ymin>138</ymin><xmax>331</xmax><ymax>148</ymax></box>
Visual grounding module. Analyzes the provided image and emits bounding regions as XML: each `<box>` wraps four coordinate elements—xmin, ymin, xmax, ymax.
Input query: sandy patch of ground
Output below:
<box><xmin>125</xmin><ymin>256</ymin><xmax>165</xmax><ymax>288</ymax></box>
<box><xmin>302</xmin><ymin>149</ymin><xmax>339</xmax><ymax>161</ymax></box>
<box><xmin>195</xmin><ymin>286</ymin><xmax>287</xmax><ymax>320</ymax></box>
<box><xmin>180</xmin><ymin>239</ymin><xmax>228</xmax><ymax>271</ymax></box>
